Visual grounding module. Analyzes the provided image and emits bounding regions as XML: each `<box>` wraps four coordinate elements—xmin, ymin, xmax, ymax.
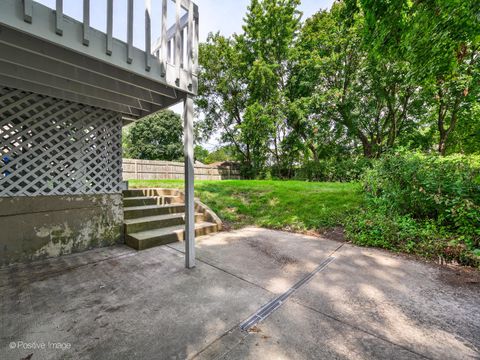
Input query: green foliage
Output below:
<box><xmin>196</xmin><ymin>34</ymin><xmax>249</xmax><ymax>169</ymax></box>
<box><xmin>293</xmin><ymin>157</ymin><xmax>372</xmax><ymax>182</ymax></box>
<box><xmin>123</xmin><ymin>110</ymin><xmax>183</xmax><ymax>161</ymax></box>
<box><xmin>195</xmin><ymin>145</ymin><xmax>236</xmax><ymax>165</ymax></box>
<box><xmin>360</xmin><ymin>0</ymin><xmax>480</xmax><ymax>155</ymax></box>
<box><xmin>194</xmin><ymin>145</ymin><xmax>209</xmax><ymax>163</ymax></box>
<box><xmin>204</xmin><ymin>146</ymin><xmax>236</xmax><ymax>165</ymax></box>
<box><xmin>347</xmin><ymin>151</ymin><xmax>480</xmax><ymax>267</ymax></box>
<box><xmin>196</xmin><ymin>0</ymin><xmax>302</xmax><ymax>177</ymax></box>
<box><xmin>129</xmin><ymin>180</ymin><xmax>362</xmax><ymax>232</ymax></box>
<box><xmin>196</xmin><ymin>0</ymin><xmax>479</xmax><ymax>180</ymax></box>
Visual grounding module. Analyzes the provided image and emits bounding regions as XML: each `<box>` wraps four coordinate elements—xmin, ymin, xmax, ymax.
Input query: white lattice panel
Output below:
<box><xmin>0</xmin><ymin>87</ymin><xmax>122</xmax><ymax>196</ymax></box>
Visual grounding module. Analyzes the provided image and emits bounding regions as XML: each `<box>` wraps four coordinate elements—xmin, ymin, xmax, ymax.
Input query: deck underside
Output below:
<box><xmin>0</xmin><ymin>0</ymin><xmax>198</xmax><ymax>122</ymax></box>
<box><xmin>0</xmin><ymin>25</ymin><xmax>186</xmax><ymax>121</ymax></box>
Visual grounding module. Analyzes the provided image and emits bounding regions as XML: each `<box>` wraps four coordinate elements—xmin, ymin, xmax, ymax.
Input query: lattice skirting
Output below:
<box><xmin>0</xmin><ymin>86</ymin><xmax>122</xmax><ymax>196</ymax></box>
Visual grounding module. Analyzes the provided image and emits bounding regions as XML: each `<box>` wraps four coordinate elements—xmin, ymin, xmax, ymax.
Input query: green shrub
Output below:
<box><xmin>347</xmin><ymin>151</ymin><xmax>480</xmax><ymax>268</ymax></box>
<box><xmin>294</xmin><ymin>157</ymin><xmax>372</xmax><ymax>182</ymax></box>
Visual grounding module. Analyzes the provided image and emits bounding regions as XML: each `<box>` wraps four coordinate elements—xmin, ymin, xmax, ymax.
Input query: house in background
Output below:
<box><xmin>0</xmin><ymin>0</ymin><xmax>198</xmax><ymax>268</ymax></box>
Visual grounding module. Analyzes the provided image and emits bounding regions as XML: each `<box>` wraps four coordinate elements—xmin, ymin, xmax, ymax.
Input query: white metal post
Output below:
<box><xmin>183</xmin><ymin>94</ymin><xmax>195</xmax><ymax>268</ymax></box>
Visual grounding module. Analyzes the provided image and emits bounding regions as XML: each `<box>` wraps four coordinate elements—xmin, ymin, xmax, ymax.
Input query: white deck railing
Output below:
<box><xmin>20</xmin><ymin>0</ymin><xmax>198</xmax><ymax>93</ymax></box>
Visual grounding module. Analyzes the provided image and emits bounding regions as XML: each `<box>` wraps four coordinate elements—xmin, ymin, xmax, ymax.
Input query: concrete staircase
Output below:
<box><xmin>123</xmin><ymin>188</ymin><xmax>221</xmax><ymax>250</ymax></box>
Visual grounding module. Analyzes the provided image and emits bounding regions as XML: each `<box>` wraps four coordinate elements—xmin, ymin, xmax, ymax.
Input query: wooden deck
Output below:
<box><xmin>0</xmin><ymin>0</ymin><xmax>199</xmax><ymax>120</ymax></box>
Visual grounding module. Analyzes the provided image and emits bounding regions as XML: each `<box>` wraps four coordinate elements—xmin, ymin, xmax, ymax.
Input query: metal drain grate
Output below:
<box><xmin>240</xmin><ymin>256</ymin><xmax>336</xmax><ymax>332</ymax></box>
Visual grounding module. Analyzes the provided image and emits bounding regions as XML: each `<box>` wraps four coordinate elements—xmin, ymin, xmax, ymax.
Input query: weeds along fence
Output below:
<box><xmin>123</xmin><ymin>159</ymin><xmax>241</xmax><ymax>181</ymax></box>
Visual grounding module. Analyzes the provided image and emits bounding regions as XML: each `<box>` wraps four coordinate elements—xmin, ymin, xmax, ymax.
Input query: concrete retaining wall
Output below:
<box><xmin>123</xmin><ymin>159</ymin><xmax>241</xmax><ymax>181</ymax></box>
<box><xmin>0</xmin><ymin>194</ymin><xmax>124</xmax><ymax>266</ymax></box>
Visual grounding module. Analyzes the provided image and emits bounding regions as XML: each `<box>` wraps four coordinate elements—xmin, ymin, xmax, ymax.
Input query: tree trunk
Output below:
<box><xmin>308</xmin><ymin>144</ymin><xmax>319</xmax><ymax>162</ymax></box>
<box><xmin>359</xmin><ymin>132</ymin><xmax>374</xmax><ymax>158</ymax></box>
<box><xmin>437</xmin><ymin>84</ymin><xmax>461</xmax><ymax>156</ymax></box>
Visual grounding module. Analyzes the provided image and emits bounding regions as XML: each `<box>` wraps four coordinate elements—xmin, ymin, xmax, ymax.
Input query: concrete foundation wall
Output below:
<box><xmin>0</xmin><ymin>194</ymin><xmax>123</xmax><ymax>266</ymax></box>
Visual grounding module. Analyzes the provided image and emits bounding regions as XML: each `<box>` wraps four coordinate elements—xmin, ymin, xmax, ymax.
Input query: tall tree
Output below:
<box><xmin>289</xmin><ymin>3</ymin><xmax>422</xmax><ymax>158</ymax></box>
<box><xmin>195</xmin><ymin>34</ymin><xmax>251</xmax><ymax>171</ymax></box>
<box><xmin>123</xmin><ymin>110</ymin><xmax>183</xmax><ymax>161</ymax></box>
<box><xmin>361</xmin><ymin>0</ymin><xmax>480</xmax><ymax>155</ymax></box>
<box><xmin>196</xmin><ymin>0</ymin><xmax>302</xmax><ymax>177</ymax></box>
<box><xmin>239</xmin><ymin>0</ymin><xmax>301</xmax><ymax>170</ymax></box>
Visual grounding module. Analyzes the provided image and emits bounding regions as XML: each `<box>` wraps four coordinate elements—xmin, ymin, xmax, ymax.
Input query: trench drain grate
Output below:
<box><xmin>240</xmin><ymin>256</ymin><xmax>336</xmax><ymax>332</ymax></box>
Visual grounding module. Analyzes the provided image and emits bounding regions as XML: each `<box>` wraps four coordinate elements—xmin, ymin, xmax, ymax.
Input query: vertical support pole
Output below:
<box><xmin>55</xmin><ymin>0</ymin><xmax>63</xmax><ymax>35</ymax></box>
<box><xmin>183</xmin><ymin>95</ymin><xmax>195</xmax><ymax>269</ymax></box>
<box><xmin>161</xmin><ymin>0</ymin><xmax>167</xmax><ymax>76</ymax></box>
<box><xmin>83</xmin><ymin>0</ymin><xmax>90</xmax><ymax>46</ymax></box>
<box><xmin>145</xmin><ymin>0</ymin><xmax>152</xmax><ymax>71</ymax></box>
<box><xmin>23</xmin><ymin>0</ymin><xmax>33</xmax><ymax>23</ymax></box>
<box><xmin>127</xmin><ymin>0</ymin><xmax>134</xmax><ymax>64</ymax></box>
<box><xmin>106</xmin><ymin>0</ymin><xmax>113</xmax><ymax>55</ymax></box>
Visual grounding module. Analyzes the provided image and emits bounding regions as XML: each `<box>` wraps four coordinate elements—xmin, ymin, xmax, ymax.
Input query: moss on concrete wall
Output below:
<box><xmin>0</xmin><ymin>194</ymin><xmax>124</xmax><ymax>266</ymax></box>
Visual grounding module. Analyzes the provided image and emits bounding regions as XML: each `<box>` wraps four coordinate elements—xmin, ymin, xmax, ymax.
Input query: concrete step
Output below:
<box><xmin>124</xmin><ymin>204</ymin><xmax>185</xmax><ymax>220</ymax></box>
<box><xmin>123</xmin><ymin>188</ymin><xmax>182</xmax><ymax>198</ymax></box>
<box><xmin>124</xmin><ymin>213</ymin><xmax>205</xmax><ymax>233</ymax></box>
<box><xmin>126</xmin><ymin>222</ymin><xmax>219</xmax><ymax>250</ymax></box>
<box><xmin>143</xmin><ymin>188</ymin><xmax>182</xmax><ymax>197</ymax></box>
<box><xmin>160</xmin><ymin>195</ymin><xmax>183</xmax><ymax>205</ymax></box>
<box><xmin>123</xmin><ymin>196</ymin><xmax>156</xmax><ymax>207</ymax></box>
<box><xmin>122</xmin><ymin>189</ymin><xmax>145</xmax><ymax>198</ymax></box>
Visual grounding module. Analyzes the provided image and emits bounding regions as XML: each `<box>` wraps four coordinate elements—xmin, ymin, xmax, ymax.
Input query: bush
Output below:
<box><xmin>294</xmin><ymin>157</ymin><xmax>372</xmax><ymax>182</ymax></box>
<box><xmin>346</xmin><ymin>151</ymin><xmax>480</xmax><ymax>268</ymax></box>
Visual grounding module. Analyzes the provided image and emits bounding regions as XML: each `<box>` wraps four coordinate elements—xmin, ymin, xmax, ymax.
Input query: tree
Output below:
<box><xmin>196</xmin><ymin>0</ymin><xmax>302</xmax><ymax>177</ymax></box>
<box><xmin>123</xmin><ymin>110</ymin><xmax>183</xmax><ymax>161</ymax></box>
<box><xmin>196</xmin><ymin>0</ymin><xmax>479</xmax><ymax>178</ymax></box>
<box><xmin>194</xmin><ymin>145</ymin><xmax>209</xmax><ymax>163</ymax></box>
<box><xmin>196</xmin><ymin>34</ymin><xmax>252</xmax><ymax>171</ymax></box>
<box><xmin>360</xmin><ymin>0</ymin><xmax>480</xmax><ymax>155</ymax></box>
<box><xmin>204</xmin><ymin>146</ymin><xmax>236</xmax><ymax>164</ymax></box>
<box><xmin>239</xmin><ymin>0</ymin><xmax>301</xmax><ymax>170</ymax></box>
<box><xmin>289</xmin><ymin>3</ymin><xmax>424</xmax><ymax>158</ymax></box>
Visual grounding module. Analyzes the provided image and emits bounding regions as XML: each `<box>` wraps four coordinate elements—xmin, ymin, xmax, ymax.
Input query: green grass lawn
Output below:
<box><xmin>129</xmin><ymin>180</ymin><xmax>362</xmax><ymax>232</ymax></box>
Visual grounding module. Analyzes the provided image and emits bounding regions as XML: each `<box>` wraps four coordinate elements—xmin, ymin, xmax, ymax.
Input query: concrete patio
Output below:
<box><xmin>1</xmin><ymin>227</ymin><xmax>479</xmax><ymax>359</ymax></box>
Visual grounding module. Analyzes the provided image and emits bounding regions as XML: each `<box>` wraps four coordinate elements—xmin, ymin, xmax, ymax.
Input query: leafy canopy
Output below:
<box><xmin>123</xmin><ymin>110</ymin><xmax>183</xmax><ymax>161</ymax></box>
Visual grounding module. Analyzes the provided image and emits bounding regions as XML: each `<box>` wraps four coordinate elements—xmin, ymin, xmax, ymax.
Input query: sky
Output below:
<box><xmin>195</xmin><ymin>0</ymin><xmax>334</xmax><ymax>41</ymax></box>
<box><xmin>35</xmin><ymin>0</ymin><xmax>335</xmax><ymax>149</ymax></box>
<box><xmin>36</xmin><ymin>0</ymin><xmax>334</xmax><ymax>46</ymax></box>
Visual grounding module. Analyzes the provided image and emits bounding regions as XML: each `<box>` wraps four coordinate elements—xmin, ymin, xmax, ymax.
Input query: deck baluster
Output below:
<box><xmin>145</xmin><ymin>0</ymin><xmax>152</xmax><ymax>71</ymax></box>
<box><xmin>187</xmin><ymin>2</ymin><xmax>194</xmax><ymax>88</ymax></box>
<box><xmin>161</xmin><ymin>0</ymin><xmax>168</xmax><ymax>76</ymax></box>
<box><xmin>106</xmin><ymin>0</ymin><xmax>113</xmax><ymax>55</ymax></box>
<box><xmin>23</xmin><ymin>0</ymin><xmax>33</xmax><ymax>23</ymax></box>
<box><xmin>55</xmin><ymin>0</ymin><xmax>63</xmax><ymax>35</ymax></box>
<box><xmin>83</xmin><ymin>0</ymin><xmax>90</xmax><ymax>46</ymax></box>
<box><xmin>127</xmin><ymin>0</ymin><xmax>134</xmax><ymax>64</ymax></box>
<box><xmin>175</xmin><ymin>0</ymin><xmax>181</xmax><ymax>84</ymax></box>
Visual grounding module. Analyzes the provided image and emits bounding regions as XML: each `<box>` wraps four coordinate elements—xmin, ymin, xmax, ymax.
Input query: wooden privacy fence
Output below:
<box><xmin>123</xmin><ymin>159</ymin><xmax>241</xmax><ymax>181</ymax></box>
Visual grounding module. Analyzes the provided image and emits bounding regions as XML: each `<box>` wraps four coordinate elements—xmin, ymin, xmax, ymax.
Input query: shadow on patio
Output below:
<box><xmin>1</xmin><ymin>227</ymin><xmax>479</xmax><ymax>359</ymax></box>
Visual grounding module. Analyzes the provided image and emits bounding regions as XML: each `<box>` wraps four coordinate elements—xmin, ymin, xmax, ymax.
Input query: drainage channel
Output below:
<box><xmin>240</xmin><ymin>256</ymin><xmax>336</xmax><ymax>332</ymax></box>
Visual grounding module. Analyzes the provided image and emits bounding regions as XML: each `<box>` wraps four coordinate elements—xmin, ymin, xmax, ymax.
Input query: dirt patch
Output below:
<box><xmin>319</xmin><ymin>226</ymin><xmax>346</xmax><ymax>242</ymax></box>
<box><xmin>437</xmin><ymin>266</ymin><xmax>480</xmax><ymax>287</ymax></box>
<box><xmin>248</xmin><ymin>325</ymin><xmax>262</xmax><ymax>333</ymax></box>
<box><xmin>220</xmin><ymin>221</ymin><xmax>234</xmax><ymax>232</ymax></box>
<box><xmin>246</xmin><ymin>239</ymin><xmax>298</xmax><ymax>267</ymax></box>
